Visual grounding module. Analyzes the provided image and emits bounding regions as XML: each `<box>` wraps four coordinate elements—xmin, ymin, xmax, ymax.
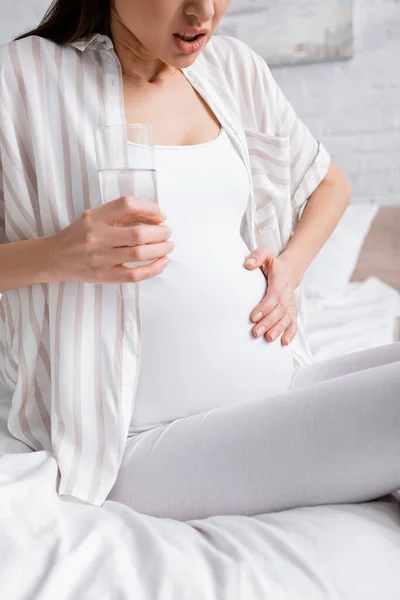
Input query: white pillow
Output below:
<box><xmin>302</xmin><ymin>202</ymin><xmax>380</xmax><ymax>292</ymax></box>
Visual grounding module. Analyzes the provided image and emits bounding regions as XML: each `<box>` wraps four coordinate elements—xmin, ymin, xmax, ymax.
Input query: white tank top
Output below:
<box><xmin>128</xmin><ymin>127</ymin><xmax>294</xmax><ymax>435</ymax></box>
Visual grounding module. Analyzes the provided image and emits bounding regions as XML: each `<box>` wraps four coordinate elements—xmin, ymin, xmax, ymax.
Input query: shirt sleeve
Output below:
<box><xmin>248</xmin><ymin>44</ymin><xmax>332</xmax><ymax>223</ymax></box>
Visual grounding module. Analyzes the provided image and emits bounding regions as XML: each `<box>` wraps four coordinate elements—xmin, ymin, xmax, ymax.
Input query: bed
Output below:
<box><xmin>1</xmin><ymin>203</ymin><xmax>400</xmax><ymax>599</ymax></box>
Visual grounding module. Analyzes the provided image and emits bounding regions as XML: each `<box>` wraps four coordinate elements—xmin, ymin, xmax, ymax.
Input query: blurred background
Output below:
<box><xmin>1</xmin><ymin>0</ymin><xmax>399</xmax><ymax>358</ymax></box>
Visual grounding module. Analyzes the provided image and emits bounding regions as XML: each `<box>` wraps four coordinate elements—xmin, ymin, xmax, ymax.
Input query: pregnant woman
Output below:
<box><xmin>1</xmin><ymin>0</ymin><xmax>399</xmax><ymax>521</ymax></box>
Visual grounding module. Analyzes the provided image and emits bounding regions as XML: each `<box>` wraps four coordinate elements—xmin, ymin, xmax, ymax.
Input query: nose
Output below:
<box><xmin>184</xmin><ymin>0</ymin><xmax>215</xmax><ymax>23</ymax></box>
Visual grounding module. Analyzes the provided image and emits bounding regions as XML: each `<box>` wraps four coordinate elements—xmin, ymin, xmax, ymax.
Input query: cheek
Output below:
<box><xmin>213</xmin><ymin>1</ymin><xmax>232</xmax><ymax>30</ymax></box>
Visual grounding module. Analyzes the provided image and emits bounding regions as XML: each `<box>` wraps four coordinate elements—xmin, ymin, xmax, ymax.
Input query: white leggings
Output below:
<box><xmin>106</xmin><ymin>342</ymin><xmax>400</xmax><ymax>522</ymax></box>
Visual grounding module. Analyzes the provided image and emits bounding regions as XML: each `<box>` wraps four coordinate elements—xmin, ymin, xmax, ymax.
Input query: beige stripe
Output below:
<box><xmin>192</xmin><ymin>52</ymin><xmax>234</xmax><ymax>112</ymax></box>
<box><xmin>278</xmin><ymin>97</ymin><xmax>291</xmax><ymax>134</ymax></box>
<box><xmin>0</xmin><ymin>332</ymin><xmax>17</xmax><ymax>390</ymax></box>
<box><xmin>2</xmin><ymin>45</ymin><xmax>39</xmax><ymax>207</ymax></box>
<box><xmin>4</xmin><ymin>202</ymin><xmax>28</xmax><ymax>243</ymax></box>
<box><xmin>32</xmin><ymin>37</ymin><xmax>62</xmax><ymax>233</ymax></box>
<box><xmin>1</xmin><ymin>359</ymin><xmax>16</xmax><ymax>390</ymax></box>
<box><xmin>251</xmin><ymin>52</ymin><xmax>272</xmax><ymax>132</ymax></box>
<box><xmin>290</xmin><ymin>132</ymin><xmax>308</xmax><ymax>172</ymax></box>
<box><xmin>212</xmin><ymin>44</ymin><xmax>236</xmax><ymax>90</ymax></box>
<box><xmin>52</xmin><ymin>282</ymin><xmax>66</xmax><ymax>462</ymax></box>
<box><xmin>76</xmin><ymin>56</ymin><xmax>91</xmax><ymax>211</ymax></box>
<box><xmin>28</xmin><ymin>287</ymin><xmax>51</xmax><ymax>437</ymax></box>
<box><xmin>88</xmin><ymin>284</ymin><xmax>105</xmax><ymax>503</ymax></box>
<box><xmin>16</xmin><ymin>291</ymin><xmax>43</xmax><ymax>450</ymax></box>
<box><xmin>88</xmin><ymin>54</ymin><xmax>108</xmax><ymax>502</ymax></box>
<box><xmin>39</xmin><ymin>282</ymin><xmax>50</xmax><ymax>332</ymax></box>
<box><xmin>246</xmin><ymin>131</ymin><xmax>289</xmax><ymax>148</ymax></box>
<box><xmin>3</xmin><ymin>335</ymin><xmax>18</xmax><ymax>379</ymax></box>
<box><xmin>64</xmin><ymin>281</ymin><xmax>85</xmax><ymax>492</ymax></box>
<box><xmin>288</xmin><ymin>111</ymin><xmax>302</xmax><ymax>145</ymax></box>
<box><xmin>250</xmin><ymin>164</ymin><xmax>289</xmax><ymax>186</ymax></box>
<box><xmin>257</xmin><ymin>216</ymin><xmax>278</xmax><ymax>230</ymax></box>
<box><xmin>55</xmin><ymin>45</ymin><xmax>75</xmax><ymax>224</ymax></box>
<box><xmin>3</xmin><ymin>296</ymin><xmax>16</xmax><ymax>355</ymax></box>
<box><xmin>2</xmin><ymin>167</ymin><xmax>37</xmax><ymax>236</ymax></box>
<box><xmin>0</xmin><ymin>125</ymin><xmax>38</xmax><ymax>219</ymax></box>
<box><xmin>291</xmin><ymin>145</ymin><xmax>319</xmax><ymax>199</ymax></box>
<box><xmin>248</xmin><ymin>147</ymin><xmax>290</xmax><ymax>169</ymax></box>
<box><xmin>250</xmin><ymin>55</ymin><xmax>264</xmax><ymax>128</ymax></box>
<box><xmin>258</xmin><ymin>71</ymin><xmax>270</xmax><ymax>132</ymax></box>
<box><xmin>222</xmin><ymin>37</ymin><xmax>252</xmax><ymax>108</ymax></box>
<box><xmin>115</xmin><ymin>286</ymin><xmax>124</xmax><ymax>460</ymax></box>
<box><xmin>253</xmin><ymin>188</ymin><xmax>273</xmax><ymax>211</ymax></box>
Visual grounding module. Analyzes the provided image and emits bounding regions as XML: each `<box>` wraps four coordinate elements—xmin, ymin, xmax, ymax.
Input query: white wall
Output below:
<box><xmin>272</xmin><ymin>0</ymin><xmax>400</xmax><ymax>206</ymax></box>
<box><xmin>0</xmin><ymin>0</ymin><xmax>51</xmax><ymax>45</ymax></box>
<box><xmin>1</xmin><ymin>0</ymin><xmax>399</xmax><ymax>206</ymax></box>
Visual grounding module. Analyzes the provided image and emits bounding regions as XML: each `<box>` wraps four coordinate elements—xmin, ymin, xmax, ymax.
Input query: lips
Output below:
<box><xmin>174</xmin><ymin>33</ymin><xmax>205</xmax><ymax>41</ymax></box>
<box><xmin>172</xmin><ymin>33</ymin><xmax>207</xmax><ymax>54</ymax></box>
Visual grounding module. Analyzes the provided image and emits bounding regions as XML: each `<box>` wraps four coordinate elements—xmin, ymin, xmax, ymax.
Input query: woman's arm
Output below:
<box><xmin>0</xmin><ymin>236</ymin><xmax>60</xmax><ymax>293</ymax></box>
<box><xmin>278</xmin><ymin>161</ymin><xmax>352</xmax><ymax>288</ymax></box>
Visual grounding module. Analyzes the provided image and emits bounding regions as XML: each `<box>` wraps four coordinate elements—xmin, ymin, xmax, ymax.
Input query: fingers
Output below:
<box><xmin>252</xmin><ymin>287</ymin><xmax>298</xmax><ymax>342</ymax></box>
<box><xmin>105</xmin><ymin>256</ymin><xmax>171</xmax><ymax>284</ymax></box>
<box><xmin>89</xmin><ymin>196</ymin><xmax>166</xmax><ymax>226</ymax></box>
<box><xmin>109</xmin><ymin>222</ymin><xmax>173</xmax><ymax>248</ymax></box>
<box><xmin>110</xmin><ymin>239</ymin><xmax>175</xmax><ymax>266</ymax></box>
<box><xmin>280</xmin><ymin>314</ymin><xmax>298</xmax><ymax>346</ymax></box>
<box><xmin>250</xmin><ymin>283</ymin><xmax>293</xmax><ymax>325</ymax></box>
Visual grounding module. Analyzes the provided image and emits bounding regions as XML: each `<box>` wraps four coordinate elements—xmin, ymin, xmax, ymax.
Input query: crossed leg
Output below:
<box><xmin>107</xmin><ymin>342</ymin><xmax>400</xmax><ymax>521</ymax></box>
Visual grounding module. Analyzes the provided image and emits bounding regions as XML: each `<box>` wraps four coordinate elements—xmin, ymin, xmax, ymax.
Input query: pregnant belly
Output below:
<box><xmin>130</xmin><ymin>238</ymin><xmax>294</xmax><ymax>431</ymax></box>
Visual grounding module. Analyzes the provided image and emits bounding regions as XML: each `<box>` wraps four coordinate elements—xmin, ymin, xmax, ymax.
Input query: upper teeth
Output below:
<box><xmin>179</xmin><ymin>33</ymin><xmax>199</xmax><ymax>40</ymax></box>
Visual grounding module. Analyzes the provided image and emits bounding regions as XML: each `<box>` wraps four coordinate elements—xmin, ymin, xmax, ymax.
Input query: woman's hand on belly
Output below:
<box><xmin>244</xmin><ymin>245</ymin><xmax>299</xmax><ymax>346</ymax></box>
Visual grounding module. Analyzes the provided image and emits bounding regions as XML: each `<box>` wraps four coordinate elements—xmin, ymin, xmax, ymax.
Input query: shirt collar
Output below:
<box><xmin>69</xmin><ymin>33</ymin><xmax>113</xmax><ymax>51</ymax></box>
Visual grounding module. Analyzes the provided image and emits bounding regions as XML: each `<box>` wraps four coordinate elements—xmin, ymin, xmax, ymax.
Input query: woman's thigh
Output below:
<box><xmin>290</xmin><ymin>341</ymin><xmax>400</xmax><ymax>390</ymax></box>
<box><xmin>107</xmin><ymin>360</ymin><xmax>400</xmax><ymax>522</ymax></box>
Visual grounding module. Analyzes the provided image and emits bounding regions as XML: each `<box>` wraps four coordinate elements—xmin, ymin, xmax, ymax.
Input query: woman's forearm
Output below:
<box><xmin>279</xmin><ymin>161</ymin><xmax>352</xmax><ymax>288</ymax></box>
<box><xmin>0</xmin><ymin>236</ymin><xmax>60</xmax><ymax>293</ymax></box>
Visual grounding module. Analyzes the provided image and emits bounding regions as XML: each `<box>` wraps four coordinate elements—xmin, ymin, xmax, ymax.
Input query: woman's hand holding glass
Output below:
<box><xmin>50</xmin><ymin>195</ymin><xmax>175</xmax><ymax>284</ymax></box>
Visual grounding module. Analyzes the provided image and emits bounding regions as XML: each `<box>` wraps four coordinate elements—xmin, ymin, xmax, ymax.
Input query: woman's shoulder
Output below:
<box><xmin>0</xmin><ymin>34</ymin><xmax>54</xmax><ymax>59</ymax></box>
<box><xmin>0</xmin><ymin>35</ymin><xmax>73</xmax><ymax>79</ymax></box>
<box><xmin>197</xmin><ymin>35</ymin><xmax>272</xmax><ymax>103</ymax></box>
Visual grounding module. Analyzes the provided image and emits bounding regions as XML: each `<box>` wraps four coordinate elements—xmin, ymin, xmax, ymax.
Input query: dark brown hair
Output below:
<box><xmin>14</xmin><ymin>0</ymin><xmax>112</xmax><ymax>45</ymax></box>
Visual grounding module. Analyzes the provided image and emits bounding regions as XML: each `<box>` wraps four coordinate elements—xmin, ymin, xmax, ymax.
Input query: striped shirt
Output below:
<box><xmin>0</xmin><ymin>32</ymin><xmax>331</xmax><ymax>506</ymax></box>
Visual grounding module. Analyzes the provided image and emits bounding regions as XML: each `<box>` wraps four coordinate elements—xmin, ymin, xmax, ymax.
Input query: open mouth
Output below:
<box><xmin>173</xmin><ymin>33</ymin><xmax>205</xmax><ymax>42</ymax></box>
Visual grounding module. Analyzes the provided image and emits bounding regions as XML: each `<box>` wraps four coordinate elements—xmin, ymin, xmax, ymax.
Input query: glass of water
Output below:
<box><xmin>93</xmin><ymin>123</ymin><xmax>159</xmax><ymax>269</ymax></box>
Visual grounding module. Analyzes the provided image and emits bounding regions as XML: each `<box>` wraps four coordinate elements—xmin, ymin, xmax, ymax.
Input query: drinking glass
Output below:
<box><xmin>93</xmin><ymin>123</ymin><xmax>159</xmax><ymax>269</ymax></box>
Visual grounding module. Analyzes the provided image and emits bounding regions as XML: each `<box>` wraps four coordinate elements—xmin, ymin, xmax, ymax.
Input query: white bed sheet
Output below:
<box><xmin>1</xmin><ymin>387</ymin><xmax>400</xmax><ymax>597</ymax></box>
<box><xmin>305</xmin><ymin>276</ymin><xmax>400</xmax><ymax>361</ymax></box>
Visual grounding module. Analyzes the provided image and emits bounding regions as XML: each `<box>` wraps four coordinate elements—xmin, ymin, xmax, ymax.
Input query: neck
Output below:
<box><xmin>110</xmin><ymin>12</ymin><xmax>177</xmax><ymax>85</ymax></box>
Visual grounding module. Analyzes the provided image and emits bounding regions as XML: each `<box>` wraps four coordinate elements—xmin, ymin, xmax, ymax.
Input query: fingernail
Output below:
<box><xmin>253</xmin><ymin>312</ymin><xmax>263</xmax><ymax>323</ymax></box>
<box><xmin>245</xmin><ymin>258</ymin><xmax>256</xmax><ymax>266</ymax></box>
<box><xmin>255</xmin><ymin>326</ymin><xmax>266</xmax><ymax>337</ymax></box>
